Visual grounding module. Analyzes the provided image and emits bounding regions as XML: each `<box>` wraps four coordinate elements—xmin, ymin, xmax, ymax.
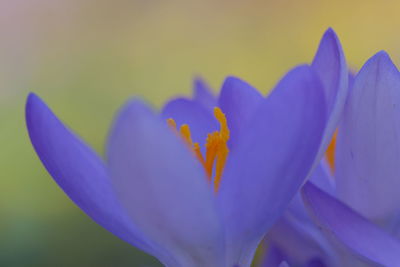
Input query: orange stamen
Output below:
<box><xmin>180</xmin><ymin>124</ymin><xmax>193</xmax><ymax>146</ymax></box>
<box><xmin>179</xmin><ymin>124</ymin><xmax>206</xmax><ymax>165</ymax></box>
<box><xmin>167</xmin><ymin>118</ymin><xmax>177</xmax><ymax>130</ymax></box>
<box><xmin>205</xmin><ymin>132</ymin><xmax>219</xmax><ymax>179</ymax></box>
<box><xmin>193</xmin><ymin>143</ymin><xmax>205</xmax><ymax>166</ymax></box>
<box><xmin>326</xmin><ymin>130</ymin><xmax>337</xmax><ymax>171</ymax></box>
<box><xmin>167</xmin><ymin>107</ymin><xmax>230</xmax><ymax>192</ymax></box>
<box><xmin>209</xmin><ymin>107</ymin><xmax>229</xmax><ymax>192</ymax></box>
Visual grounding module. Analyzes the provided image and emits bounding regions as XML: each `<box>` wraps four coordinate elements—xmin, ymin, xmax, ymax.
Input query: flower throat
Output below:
<box><xmin>167</xmin><ymin>107</ymin><xmax>230</xmax><ymax>192</ymax></box>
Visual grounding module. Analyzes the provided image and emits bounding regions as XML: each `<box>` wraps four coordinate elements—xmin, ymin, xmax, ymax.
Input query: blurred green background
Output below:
<box><xmin>1</xmin><ymin>0</ymin><xmax>400</xmax><ymax>266</ymax></box>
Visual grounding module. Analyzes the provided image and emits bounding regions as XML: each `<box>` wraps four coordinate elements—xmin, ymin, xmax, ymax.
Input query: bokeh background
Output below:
<box><xmin>1</xmin><ymin>0</ymin><xmax>400</xmax><ymax>266</ymax></box>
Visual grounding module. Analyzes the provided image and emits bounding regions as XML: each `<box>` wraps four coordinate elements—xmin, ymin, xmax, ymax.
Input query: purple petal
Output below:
<box><xmin>284</xmin><ymin>160</ymin><xmax>335</xmax><ymax>230</ymax></box>
<box><xmin>311</xmin><ymin>28</ymin><xmax>348</xmax><ymax>162</ymax></box>
<box><xmin>302</xmin><ymin>182</ymin><xmax>400</xmax><ymax>266</ymax></box>
<box><xmin>267</xmin><ymin>214</ymin><xmax>337</xmax><ymax>267</ymax></box>
<box><xmin>193</xmin><ymin>77</ymin><xmax>217</xmax><ymax>109</ymax></box>
<box><xmin>348</xmin><ymin>71</ymin><xmax>355</xmax><ymax>89</ymax></box>
<box><xmin>309</xmin><ymin>159</ymin><xmax>335</xmax><ymax>197</ymax></box>
<box><xmin>218</xmin><ymin>66</ymin><xmax>326</xmax><ymax>266</ymax></box>
<box><xmin>217</xmin><ymin>76</ymin><xmax>263</xmax><ymax>148</ymax></box>
<box><xmin>266</xmin><ymin>161</ymin><xmax>337</xmax><ymax>267</ymax></box>
<box><xmin>335</xmin><ymin>52</ymin><xmax>400</xmax><ymax>224</ymax></box>
<box><xmin>25</xmin><ymin>93</ymin><xmax>172</xmax><ymax>263</ymax></box>
<box><xmin>161</xmin><ymin>98</ymin><xmax>218</xmax><ymax>148</ymax></box>
<box><xmin>261</xmin><ymin>243</ymin><xmax>286</xmax><ymax>267</ymax></box>
<box><xmin>107</xmin><ymin>99</ymin><xmax>225</xmax><ymax>267</ymax></box>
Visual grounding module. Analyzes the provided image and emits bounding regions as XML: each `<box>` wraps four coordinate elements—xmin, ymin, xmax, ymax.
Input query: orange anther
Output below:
<box><xmin>167</xmin><ymin>107</ymin><xmax>230</xmax><ymax>192</ymax></box>
<box><xmin>326</xmin><ymin>130</ymin><xmax>337</xmax><ymax>171</ymax></box>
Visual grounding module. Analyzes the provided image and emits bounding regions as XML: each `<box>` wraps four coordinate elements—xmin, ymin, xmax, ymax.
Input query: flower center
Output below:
<box><xmin>167</xmin><ymin>107</ymin><xmax>230</xmax><ymax>192</ymax></box>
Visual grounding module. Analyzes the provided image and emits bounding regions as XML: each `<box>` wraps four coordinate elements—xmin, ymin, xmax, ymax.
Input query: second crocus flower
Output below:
<box><xmin>264</xmin><ymin>51</ymin><xmax>400</xmax><ymax>267</ymax></box>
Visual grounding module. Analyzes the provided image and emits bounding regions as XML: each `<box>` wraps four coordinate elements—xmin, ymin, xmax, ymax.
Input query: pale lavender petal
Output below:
<box><xmin>309</xmin><ymin>159</ymin><xmax>335</xmax><ymax>197</ymax></box>
<box><xmin>285</xmin><ymin>160</ymin><xmax>335</xmax><ymax>229</ymax></box>
<box><xmin>303</xmin><ymin>181</ymin><xmax>400</xmax><ymax>266</ymax></box>
<box><xmin>311</xmin><ymin>28</ymin><xmax>348</xmax><ymax>164</ymax></box>
<box><xmin>217</xmin><ymin>76</ymin><xmax>263</xmax><ymax>148</ymax></box>
<box><xmin>335</xmin><ymin>51</ymin><xmax>400</xmax><ymax>224</ymax></box>
<box><xmin>193</xmin><ymin>77</ymin><xmax>217</xmax><ymax>109</ymax></box>
<box><xmin>218</xmin><ymin>66</ymin><xmax>326</xmax><ymax>266</ymax></box>
<box><xmin>261</xmin><ymin>243</ymin><xmax>286</xmax><ymax>267</ymax></box>
<box><xmin>267</xmin><ymin>214</ymin><xmax>336</xmax><ymax>267</ymax></box>
<box><xmin>278</xmin><ymin>262</ymin><xmax>290</xmax><ymax>267</ymax></box>
<box><xmin>25</xmin><ymin>93</ymin><xmax>172</xmax><ymax>264</ymax></box>
<box><xmin>348</xmin><ymin>71</ymin><xmax>355</xmax><ymax>89</ymax></box>
<box><xmin>107</xmin><ymin>99</ymin><xmax>225</xmax><ymax>267</ymax></box>
<box><xmin>267</xmin><ymin>161</ymin><xmax>337</xmax><ymax>267</ymax></box>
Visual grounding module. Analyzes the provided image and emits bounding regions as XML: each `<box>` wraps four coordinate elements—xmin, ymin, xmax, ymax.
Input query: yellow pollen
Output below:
<box><xmin>167</xmin><ymin>107</ymin><xmax>230</xmax><ymax>192</ymax></box>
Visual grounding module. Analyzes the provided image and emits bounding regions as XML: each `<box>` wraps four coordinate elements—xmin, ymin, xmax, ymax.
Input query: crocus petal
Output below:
<box><xmin>217</xmin><ymin>76</ymin><xmax>263</xmax><ymax>148</ymax></box>
<box><xmin>335</xmin><ymin>51</ymin><xmax>400</xmax><ymax>224</ymax></box>
<box><xmin>278</xmin><ymin>262</ymin><xmax>290</xmax><ymax>267</ymax></box>
<box><xmin>161</xmin><ymin>98</ymin><xmax>218</xmax><ymax>146</ymax></box>
<box><xmin>302</xmin><ymin>181</ymin><xmax>400</xmax><ymax>266</ymax></box>
<box><xmin>25</xmin><ymin>93</ymin><xmax>171</xmax><ymax>263</ymax></box>
<box><xmin>193</xmin><ymin>77</ymin><xmax>217</xmax><ymax>109</ymax></box>
<box><xmin>282</xmin><ymin>160</ymin><xmax>335</xmax><ymax>228</ymax></box>
<box><xmin>348</xmin><ymin>71</ymin><xmax>355</xmax><ymax>89</ymax></box>
<box><xmin>267</xmin><ymin>161</ymin><xmax>337</xmax><ymax>267</ymax></box>
<box><xmin>311</xmin><ymin>28</ymin><xmax>348</xmax><ymax>162</ymax></box>
<box><xmin>261</xmin><ymin>243</ymin><xmax>286</xmax><ymax>267</ymax></box>
<box><xmin>309</xmin><ymin>159</ymin><xmax>335</xmax><ymax>197</ymax></box>
<box><xmin>218</xmin><ymin>65</ymin><xmax>326</xmax><ymax>266</ymax></box>
<box><xmin>267</xmin><ymin>214</ymin><xmax>337</xmax><ymax>267</ymax></box>
<box><xmin>107</xmin><ymin>99</ymin><xmax>225</xmax><ymax>267</ymax></box>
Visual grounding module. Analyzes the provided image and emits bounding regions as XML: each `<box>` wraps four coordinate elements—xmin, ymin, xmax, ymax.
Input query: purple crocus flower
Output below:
<box><xmin>264</xmin><ymin>52</ymin><xmax>400</xmax><ymax>266</ymax></box>
<box><xmin>25</xmin><ymin>28</ymin><xmax>346</xmax><ymax>267</ymax></box>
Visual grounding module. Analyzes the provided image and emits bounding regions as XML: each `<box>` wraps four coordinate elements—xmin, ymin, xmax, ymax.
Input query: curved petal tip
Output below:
<box><xmin>366</xmin><ymin>50</ymin><xmax>392</xmax><ymax>67</ymax></box>
<box><xmin>25</xmin><ymin>93</ymin><xmax>170</xmax><ymax>263</ymax></box>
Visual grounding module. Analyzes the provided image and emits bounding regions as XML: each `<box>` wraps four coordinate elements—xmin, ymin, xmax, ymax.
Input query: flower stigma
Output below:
<box><xmin>167</xmin><ymin>107</ymin><xmax>230</xmax><ymax>192</ymax></box>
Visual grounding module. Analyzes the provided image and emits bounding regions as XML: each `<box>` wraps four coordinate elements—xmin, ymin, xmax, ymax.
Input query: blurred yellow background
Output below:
<box><xmin>1</xmin><ymin>0</ymin><xmax>399</xmax><ymax>266</ymax></box>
